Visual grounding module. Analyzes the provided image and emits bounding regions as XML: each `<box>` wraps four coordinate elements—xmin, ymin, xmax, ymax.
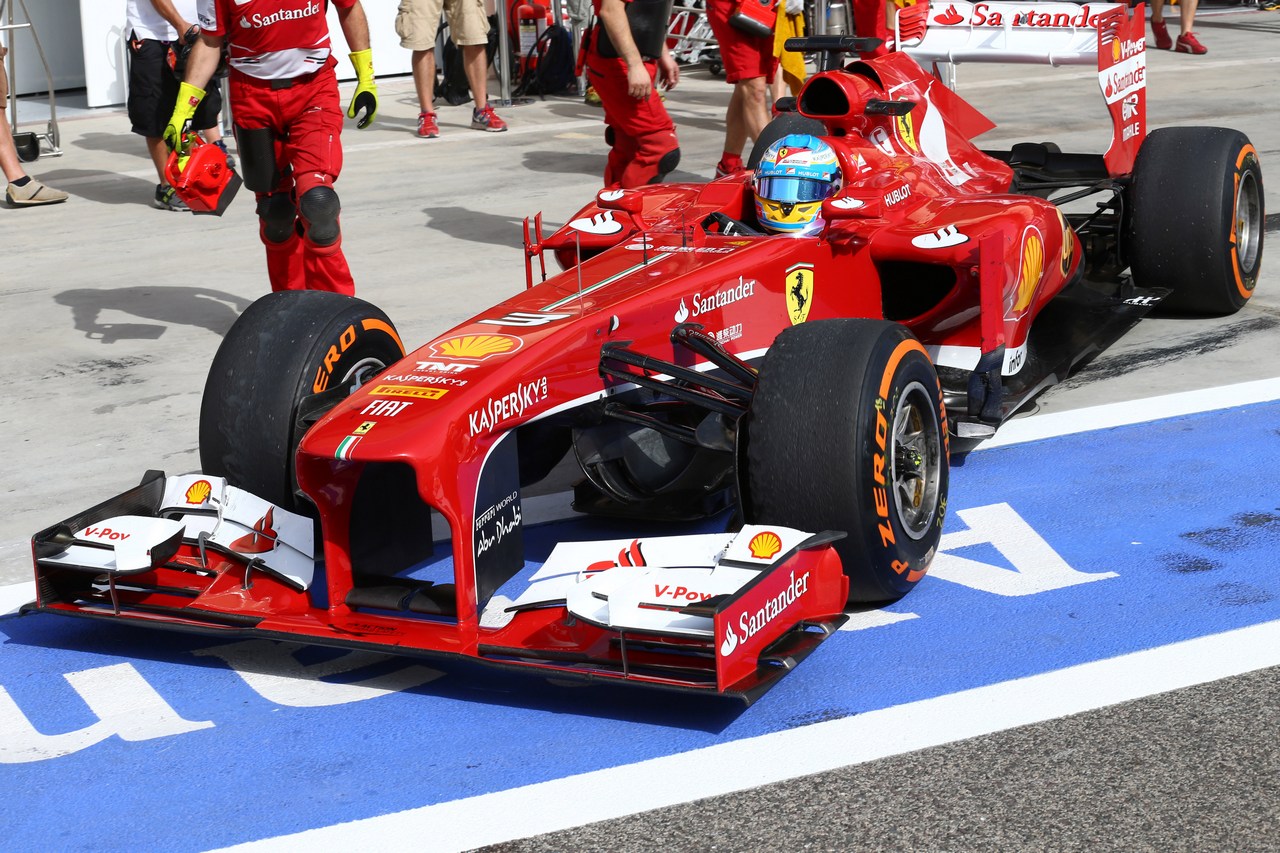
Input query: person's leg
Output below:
<box><xmin>1176</xmin><ymin>0</ymin><xmax>1206</xmax><ymax>53</ymax></box>
<box><xmin>451</xmin><ymin>0</ymin><xmax>506</xmax><ymax>131</ymax></box>
<box><xmin>462</xmin><ymin>43</ymin><xmax>488</xmax><ymax>111</ymax></box>
<box><xmin>461</xmin><ymin>43</ymin><xmax>506</xmax><ymax>130</ymax></box>
<box><xmin>1149</xmin><ymin>0</ymin><xmax>1172</xmax><ymax>49</ymax></box>
<box><xmin>1181</xmin><ymin>0</ymin><xmax>1198</xmax><ymax>31</ymax></box>
<box><xmin>740</xmin><ymin>75</ymin><xmax>769</xmax><ymax>147</ymax></box>
<box><xmin>413</xmin><ymin>48</ymin><xmax>438</xmax><ymax>114</ymax></box>
<box><xmin>0</xmin><ymin>106</ymin><xmax>25</xmax><ymax>183</ymax></box>
<box><xmin>722</xmin><ymin>84</ymin><xmax>748</xmax><ymax>167</ymax></box>
<box><xmin>1</xmin><ymin>60</ymin><xmax>66</xmax><ymax>204</ymax></box>
<box><xmin>398</xmin><ymin>0</ymin><xmax>446</xmax><ymax>135</ymax></box>
<box><xmin>285</xmin><ymin>71</ymin><xmax>355</xmax><ymax>295</ymax></box>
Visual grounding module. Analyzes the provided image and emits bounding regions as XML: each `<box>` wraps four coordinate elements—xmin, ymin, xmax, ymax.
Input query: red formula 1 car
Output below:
<box><xmin>28</xmin><ymin>3</ymin><xmax>1263</xmax><ymax>701</ymax></box>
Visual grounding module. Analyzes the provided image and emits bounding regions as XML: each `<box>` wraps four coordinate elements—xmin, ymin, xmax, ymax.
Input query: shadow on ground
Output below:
<box><xmin>55</xmin><ymin>286</ymin><xmax>253</xmax><ymax>342</ymax></box>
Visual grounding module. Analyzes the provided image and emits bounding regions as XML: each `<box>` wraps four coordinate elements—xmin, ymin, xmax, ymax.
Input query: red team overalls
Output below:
<box><xmin>585</xmin><ymin>0</ymin><xmax>681</xmax><ymax>189</ymax></box>
<box><xmin>198</xmin><ymin>0</ymin><xmax>356</xmax><ymax>294</ymax></box>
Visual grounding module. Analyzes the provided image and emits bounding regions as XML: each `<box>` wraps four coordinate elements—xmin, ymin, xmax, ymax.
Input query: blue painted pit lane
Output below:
<box><xmin>2</xmin><ymin>399</ymin><xmax>1279</xmax><ymax>852</ymax></box>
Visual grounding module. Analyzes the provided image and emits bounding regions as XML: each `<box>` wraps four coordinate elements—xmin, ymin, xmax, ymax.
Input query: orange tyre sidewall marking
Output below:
<box><xmin>1231</xmin><ymin>144</ymin><xmax>1258</xmax><ymax>301</ymax></box>
<box><xmin>874</xmin><ymin>336</ymin><xmax>944</xmax><ymax>584</ymax></box>
<box><xmin>361</xmin><ymin>318</ymin><xmax>405</xmax><ymax>355</ymax></box>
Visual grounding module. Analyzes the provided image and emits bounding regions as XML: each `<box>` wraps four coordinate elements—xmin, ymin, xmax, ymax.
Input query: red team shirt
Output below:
<box><xmin>196</xmin><ymin>0</ymin><xmax>357</xmax><ymax>80</ymax></box>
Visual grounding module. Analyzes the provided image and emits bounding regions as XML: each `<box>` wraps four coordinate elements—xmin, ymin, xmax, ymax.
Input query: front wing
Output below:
<box><xmin>26</xmin><ymin>472</ymin><xmax>850</xmax><ymax>702</ymax></box>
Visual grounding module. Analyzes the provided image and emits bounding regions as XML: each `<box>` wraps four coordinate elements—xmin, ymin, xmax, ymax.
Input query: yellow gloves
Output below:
<box><xmin>163</xmin><ymin>81</ymin><xmax>206</xmax><ymax>152</ymax></box>
<box><xmin>347</xmin><ymin>49</ymin><xmax>378</xmax><ymax>129</ymax></box>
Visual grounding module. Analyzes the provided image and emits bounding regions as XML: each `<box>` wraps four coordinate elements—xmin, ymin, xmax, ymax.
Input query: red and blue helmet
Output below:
<box><xmin>754</xmin><ymin>134</ymin><xmax>841</xmax><ymax>236</ymax></box>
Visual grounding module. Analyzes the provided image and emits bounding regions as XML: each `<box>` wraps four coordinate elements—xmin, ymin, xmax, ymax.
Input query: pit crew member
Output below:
<box><xmin>704</xmin><ymin>0</ymin><xmax>775</xmax><ymax>178</ymax></box>
<box><xmin>164</xmin><ymin>0</ymin><xmax>379</xmax><ymax>295</ymax></box>
<box><xmin>585</xmin><ymin>0</ymin><xmax>681</xmax><ymax>188</ymax></box>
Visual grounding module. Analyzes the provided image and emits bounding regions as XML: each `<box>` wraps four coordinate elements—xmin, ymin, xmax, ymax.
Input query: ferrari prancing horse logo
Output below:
<box><xmin>785</xmin><ymin>263</ymin><xmax>814</xmax><ymax>325</ymax></box>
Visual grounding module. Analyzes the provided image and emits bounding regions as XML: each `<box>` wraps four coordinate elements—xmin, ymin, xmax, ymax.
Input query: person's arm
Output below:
<box><xmin>598</xmin><ymin>0</ymin><xmax>651</xmax><ymax>99</ymax></box>
<box><xmin>337</xmin><ymin>2</ymin><xmax>378</xmax><ymax>128</ymax></box>
<box><xmin>162</xmin><ymin>32</ymin><xmax>223</xmax><ymax>150</ymax></box>
<box><xmin>146</xmin><ymin>0</ymin><xmax>197</xmax><ymax>43</ymax></box>
<box><xmin>657</xmin><ymin>45</ymin><xmax>679</xmax><ymax>91</ymax></box>
<box><xmin>335</xmin><ymin>1</ymin><xmax>371</xmax><ymax>52</ymax></box>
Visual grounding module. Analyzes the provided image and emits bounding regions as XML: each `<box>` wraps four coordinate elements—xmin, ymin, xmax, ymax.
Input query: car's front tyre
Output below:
<box><xmin>199</xmin><ymin>291</ymin><xmax>405</xmax><ymax>512</ymax></box>
<box><xmin>743</xmin><ymin>319</ymin><xmax>949</xmax><ymax>604</ymax></box>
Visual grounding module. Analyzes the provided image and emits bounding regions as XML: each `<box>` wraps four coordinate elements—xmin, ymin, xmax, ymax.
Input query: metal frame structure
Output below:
<box><xmin>0</xmin><ymin>0</ymin><xmax>61</xmax><ymax>157</ymax></box>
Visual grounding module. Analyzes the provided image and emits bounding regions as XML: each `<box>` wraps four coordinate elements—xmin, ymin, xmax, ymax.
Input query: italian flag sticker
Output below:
<box><xmin>335</xmin><ymin>435</ymin><xmax>361</xmax><ymax>460</ymax></box>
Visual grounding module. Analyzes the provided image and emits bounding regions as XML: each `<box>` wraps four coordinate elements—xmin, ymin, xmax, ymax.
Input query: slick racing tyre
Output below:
<box><xmin>1126</xmin><ymin>126</ymin><xmax>1264</xmax><ymax>315</ymax></box>
<box><xmin>200</xmin><ymin>291</ymin><xmax>404</xmax><ymax>512</ymax></box>
<box><xmin>743</xmin><ymin>319</ymin><xmax>948</xmax><ymax>604</ymax></box>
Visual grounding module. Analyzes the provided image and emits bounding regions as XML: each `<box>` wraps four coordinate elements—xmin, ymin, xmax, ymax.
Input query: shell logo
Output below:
<box><xmin>1058</xmin><ymin>210</ymin><xmax>1075</xmax><ymax>276</ymax></box>
<box><xmin>185</xmin><ymin>479</ymin><xmax>212</xmax><ymax>505</ymax></box>
<box><xmin>1111</xmin><ymin>38</ymin><xmax>1121</xmax><ymax>62</ymax></box>
<box><xmin>430</xmin><ymin>333</ymin><xmax>522</xmax><ymax>361</ymax></box>
<box><xmin>1012</xmin><ymin>229</ymin><xmax>1044</xmax><ymax>313</ymax></box>
<box><xmin>748</xmin><ymin>531</ymin><xmax>783</xmax><ymax>560</ymax></box>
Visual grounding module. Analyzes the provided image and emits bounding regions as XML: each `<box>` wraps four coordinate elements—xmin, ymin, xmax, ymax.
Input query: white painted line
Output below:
<box><xmin>1</xmin><ymin>581</ymin><xmax>35</xmax><ymax>617</ymax></box>
<box><xmin>212</xmin><ymin>619</ymin><xmax>1280</xmax><ymax>853</ymax></box>
<box><xmin>977</xmin><ymin>376</ymin><xmax>1280</xmax><ymax>449</ymax></box>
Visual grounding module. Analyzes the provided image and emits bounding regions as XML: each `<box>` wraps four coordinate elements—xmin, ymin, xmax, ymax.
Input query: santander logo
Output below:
<box><xmin>935</xmin><ymin>5</ymin><xmax>965</xmax><ymax>25</ymax></box>
<box><xmin>243</xmin><ymin>1</ymin><xmax>321</xmax><ymax>28</ymax></box>
<box><xmin>720</xmin><ymin>570</ymin><xmax>811</xmax><ymax>658</ymax></box>
<box><xmin>719</xmin><ymin>622</ymin><xmax>740</xmax><ymax>655</ymax></box>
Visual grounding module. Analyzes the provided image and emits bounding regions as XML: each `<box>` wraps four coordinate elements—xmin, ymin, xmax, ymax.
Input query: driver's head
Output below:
<box><xmin>753</xmin><ymin>134</ymin><xmax>841</xmax><ymax>236</ymax></box>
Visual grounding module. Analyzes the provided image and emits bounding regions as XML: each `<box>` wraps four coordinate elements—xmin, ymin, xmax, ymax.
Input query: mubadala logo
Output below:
<box><xmin>719</xmin><ymin>570</ymin><xmax>810</xmax><ymax>657</ymax></box>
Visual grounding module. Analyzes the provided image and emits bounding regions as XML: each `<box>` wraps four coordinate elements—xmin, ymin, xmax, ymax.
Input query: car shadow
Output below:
<box><xmin>55</xmin><ymin>286</ymin><xmax>253</xmax><ymax>342</ymax></box>
<box><xmin>421</xmin><ymin>204</ymin><xmax>560</xmax><ymax>248</ymax></box>
<box><xmin>0</xmin><ymin>610</ymin><xmax>747</xmax><ymax>732</ymax></box>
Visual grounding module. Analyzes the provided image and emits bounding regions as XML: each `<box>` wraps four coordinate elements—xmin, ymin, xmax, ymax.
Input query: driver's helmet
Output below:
<box><xmin>753</xmin><ymin>134</ymin><xmax>841</xmax><ymax>236</ymax></box>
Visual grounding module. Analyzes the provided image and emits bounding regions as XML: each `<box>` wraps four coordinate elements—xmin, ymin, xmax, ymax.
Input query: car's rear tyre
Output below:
<box><xmin>199</xmin><ymin>291</ymin><xmax>405</xmax><ymax>511</ymax></box>
<box><xmin>743</xmin><ymin>320</ymin><xmax>949</xmax><ymax>604</ymax></box>
<box><xmin>1126</xmin><ymin>126</ymin><xmax>1264</xmax><ymax>315</ymax></box>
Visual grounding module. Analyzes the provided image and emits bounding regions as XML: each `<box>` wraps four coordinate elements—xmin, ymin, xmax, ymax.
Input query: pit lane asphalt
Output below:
<box><xmin>2</xmin><ymin>9</ymin><xmax>1279</xmax><ymax>850</ymax></box>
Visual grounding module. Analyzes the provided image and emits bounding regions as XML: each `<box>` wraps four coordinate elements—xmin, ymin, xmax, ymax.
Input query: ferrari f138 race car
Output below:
<box><xmin>28</xmin><ymin>2</ymin><xmax>1264</xmax><ymax>701</ymax></box>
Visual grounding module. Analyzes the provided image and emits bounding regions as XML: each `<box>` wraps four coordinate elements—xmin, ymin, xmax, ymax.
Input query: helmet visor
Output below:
<box><xmin>757</xmin><ymin>176</ymin><xmax>835</xmax><ymax>204</ymax></box>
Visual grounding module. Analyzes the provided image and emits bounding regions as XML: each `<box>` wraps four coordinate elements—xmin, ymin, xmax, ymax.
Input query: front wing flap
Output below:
<box><xmin>496</xmin><ymin>525</ymin><xmax>850</xmax><ymax>699</ymax></box>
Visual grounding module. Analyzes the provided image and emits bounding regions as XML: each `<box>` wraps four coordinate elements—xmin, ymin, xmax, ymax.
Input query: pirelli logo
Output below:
<box><xmin>369</xmin><ymin>385</ymin><xmax>449</xmax><ymax>400</ymax></box>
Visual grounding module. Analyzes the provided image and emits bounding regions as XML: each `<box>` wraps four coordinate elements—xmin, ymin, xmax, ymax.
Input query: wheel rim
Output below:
<box><xmin>1235</xmin><ymin>169</ymin><xmax>1262</xmax><ymax>281</ymax></box>
<box><xmin>342</xmin><ymin>356</ymin><xmax>391</xmax><ymax>388</ymax></box>
<box><xmin>890</xmin><ymin>381</ymin><xmax>943</xmax><ymax>540</ymax></box>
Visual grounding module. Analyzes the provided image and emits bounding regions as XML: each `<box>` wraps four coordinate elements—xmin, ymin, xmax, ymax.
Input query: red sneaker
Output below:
<box><xmin>715</xmin><ymin>154</ymin><xmax>745</xmax><ymax>178</ymax></box>
<box><xmin>1150</xmin><ymin>18</ymin><xmax>1172</xmax><ymax>50</ymax></box>
<box><xmin>1175</xmin><ymin>32</ymin><xmax>1208</xmax><ymax>55</ymax></box>
<box><xmin>471</xmin><ymin>104</ymin><xmax>508</xmax><ymax>132</ymax></box>
<box><xmin>417</xmin><ymin>111</ymin><xmax>439</xmax><ymax>138</ymax></box>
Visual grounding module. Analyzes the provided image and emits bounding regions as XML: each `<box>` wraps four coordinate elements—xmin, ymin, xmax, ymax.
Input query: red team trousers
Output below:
<box><xmin>229</xmin><ymin>64</ymin><xmax>355</xmax><ymax>295</ymax></box>
<box><xmin>585</xmin><ymin>52</ymin><xmax>679</xmax><ymax>189</ymax></box>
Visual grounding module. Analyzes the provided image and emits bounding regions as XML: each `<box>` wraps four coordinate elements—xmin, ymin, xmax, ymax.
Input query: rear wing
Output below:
<box><xmin>895</xmin><ymin>1</ymin><xmax>1148</xmax><ymax>175</ymax></box>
